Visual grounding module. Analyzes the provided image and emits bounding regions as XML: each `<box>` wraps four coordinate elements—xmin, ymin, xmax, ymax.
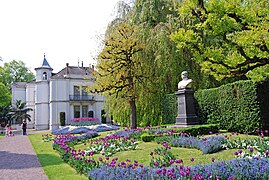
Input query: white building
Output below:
<box><xmin>12</xmin><ymin>55</ymin><xmax>108</xmax><ymax>130</ymax></box>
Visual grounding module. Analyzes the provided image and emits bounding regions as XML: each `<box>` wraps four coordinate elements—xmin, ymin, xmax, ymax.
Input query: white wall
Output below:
<box><xmin>11</xmin><ymin>86</ymin><xmax>26</xmax><ymax>106</ymax></box>
<box><xmin>26</xmin><ymin>83</ymin><xmax>35</xmax><ymax>128</ymax></box>
<box><xmin>35</xmin><ymin>81</ymin><xmax>50</xmax><ymax>130</ymax></box>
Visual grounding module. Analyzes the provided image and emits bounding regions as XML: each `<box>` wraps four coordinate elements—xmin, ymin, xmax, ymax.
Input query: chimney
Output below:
<box><xmin>65</xmin><ymin>63</ymin><xmax>69</xmax><ymax>77</ymax></box>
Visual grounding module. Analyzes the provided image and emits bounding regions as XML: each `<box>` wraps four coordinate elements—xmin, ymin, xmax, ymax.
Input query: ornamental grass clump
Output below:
<box><xmin>70</xmin><ymin>117</ymin><xmax>99</xmax><ymax>126</ymax></box>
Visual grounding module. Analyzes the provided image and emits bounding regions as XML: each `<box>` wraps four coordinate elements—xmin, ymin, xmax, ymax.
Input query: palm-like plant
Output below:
<box><xmin>8</xmin><ymin>100</ymin><xmax>33</xmax><ymax>124</ymax></box>
<box><xmin>0</xmin><ymin>105</ymin><xmax>11</xmax><ymax>125</ymax></box>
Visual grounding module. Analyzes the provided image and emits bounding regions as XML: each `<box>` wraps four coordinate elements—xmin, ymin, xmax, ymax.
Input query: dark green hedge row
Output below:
<box><xmin>162</xmin><ymin>80</ymin><xmax>269</xmax><ymax>133</ymax></box>
<box><xmin>141</xmin><ymin>124</ymin><xmax>219</xmax><ymax>142</ymax></box>
<box><xmin>195</xmin><ymin>80</ymin><xmax>269</xmax><ymax>133</ymax></box>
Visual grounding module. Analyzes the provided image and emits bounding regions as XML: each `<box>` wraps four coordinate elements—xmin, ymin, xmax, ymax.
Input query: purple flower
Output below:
<box><xmin>234</xmin><ymin>151</ymin><xmax>238</xmax><ymax>156</ymax></box>
<box><xmin>250</xmin><ymin>147</ymin><xmax>254</xmax><ymax>153</ymax></box>
<box><xmin>190</xmin><ymin>158</ymin><xmax>194</xmax><ymax>162</ymax></box>
<box><xmin>176</xmin><ymin>159</ymin><xmax>183</xmax><ymax>164</ymax></box>
<box><xmin>99</xmin><ymin>157</ymin><xmax>103</xmax><ymax>161</ymax></box>
<box><xmin>154</xmin><ymin>161</ymin><xmax>159</xmax><ymax>166</ymax></box>
<box><xmin>211</xmin><ymin>157</ymin><xmax>215</xmax><ymax>162</ymax></box>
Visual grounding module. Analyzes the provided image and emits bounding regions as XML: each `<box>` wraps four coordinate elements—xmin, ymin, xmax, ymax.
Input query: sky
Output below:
<box><xmin>0</xmin><ymin>0</ymin><xmax>121</xmax><ymax>73</ymax></box>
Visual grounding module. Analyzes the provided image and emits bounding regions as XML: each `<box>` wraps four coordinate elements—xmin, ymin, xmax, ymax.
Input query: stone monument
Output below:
<box><xmin>175</xmin><ymin>71</ymin><xmax>199</xmax><ymax>127</ymax></box>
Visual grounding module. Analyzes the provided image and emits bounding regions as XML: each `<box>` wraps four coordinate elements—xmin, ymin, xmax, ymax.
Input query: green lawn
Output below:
<box><xmin>29</xmin><ymin>133</ymin><xmax>87</xmax><ymax>180</ymax></box>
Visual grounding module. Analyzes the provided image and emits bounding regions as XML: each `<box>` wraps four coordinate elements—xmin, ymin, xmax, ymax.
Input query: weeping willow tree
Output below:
<box><xmin>98</xmin><ymin>0</ymin><xmax>225</xmax><ymax>127</ymax></box>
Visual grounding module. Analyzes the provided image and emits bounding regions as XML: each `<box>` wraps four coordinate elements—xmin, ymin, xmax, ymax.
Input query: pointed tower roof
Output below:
<box><xmin>35</xmin><ymin>53</ymin><xmax>53</xmax><ymax>70</ymax></box>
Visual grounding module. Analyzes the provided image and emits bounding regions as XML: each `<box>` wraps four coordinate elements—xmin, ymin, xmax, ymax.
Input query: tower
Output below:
<box><xmin>34</xmin><ymin>54</ymin><xmax>53</xmax><ymax>130</ymax></box>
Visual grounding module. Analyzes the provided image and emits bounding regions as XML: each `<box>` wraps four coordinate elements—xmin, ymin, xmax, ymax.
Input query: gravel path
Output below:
<box><xmin>0</xmin><ymin>135</ymin><xmax>48</xmax><ymax>180</ymax></box>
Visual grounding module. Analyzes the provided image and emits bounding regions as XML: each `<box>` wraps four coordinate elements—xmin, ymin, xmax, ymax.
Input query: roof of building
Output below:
<box><xmin>12</xmin><ymin>82</ymin><xmax>27</xmax><ymax>88</ymax></box>
<box><xmin>50</xmin><ymin>66</ymin><xmax>94</xmax><ymax>79</ymax></box>
<box><xmin>35</xmin><ymin>54</ymin><xmax>53</xmax><ymax>70</ymax></box>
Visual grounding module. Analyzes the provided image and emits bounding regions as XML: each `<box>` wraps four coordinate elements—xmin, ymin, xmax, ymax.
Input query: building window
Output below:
<box><xmin>74</xmin><ymin>86</ymin><xmax>80</xmax><ymax>100</ymax></box>
<box><xmin>101</xmin><ymin>109</ymin><xmax>106</xmax><ymax>123</ymax></box>
<box><xmin>82</xmin><ymin>105</ymin><xmax>88</xmax><ymax>117</ymax></box>
<box><xmin>82</xmin><ymin>86</ymin><xmax>88</xmax><ymax>96</ymax></box>
<box><xmin>88</xmin><ymin>110</ymin><xmax>94</xmax><ymax>118</ymax></box>
<box><xmin>42</xmin><ymin>72</ymin><xmax>47</xmax><ymax>80</ymax></box>
<box><xmin>74</xmin><ymin>106</ymin><xmax>80</xmax><ymax>118</ymax></box>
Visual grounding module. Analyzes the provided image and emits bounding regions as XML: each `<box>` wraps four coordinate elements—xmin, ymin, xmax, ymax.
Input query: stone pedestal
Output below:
<box><xmin>175</xmin><ymin>88</ymin><xmax>199</xmax><ymax>127</ymax></box>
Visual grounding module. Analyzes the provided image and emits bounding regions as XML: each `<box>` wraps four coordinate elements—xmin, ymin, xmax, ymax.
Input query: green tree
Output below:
<box><xmin>8</xmin><ymin>100</ymin><xmax>33</xmax><ymax>124</ymax></box>
<box><xmin>0</xmin><ymin>60</ymin><xmax>35</xmax><ymax>88</ymax></box>
<box><xmin>92</xmin><ymin>22</ymin><xmax>145</xmax><ymax>129</ymax></box>
<box><xmin>0</xmin><ymin>82</ymin><xmax>11</xmax><ymax>107</ymax></box>
<box><xmin>171</xmin><ymin>0</ymin><xmax>269</xmax><ymax>81</ymax></box>
<box><xmin>0</xmin><ymin>106</ymin><xmax>11</xmax><ymax>125</ymax></box>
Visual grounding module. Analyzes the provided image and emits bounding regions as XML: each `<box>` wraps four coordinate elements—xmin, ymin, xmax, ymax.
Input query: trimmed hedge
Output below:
<box><xmin>195</xmin><ymin>80</ymin><xmax>268</xmax><ymax>133</ymax></box>
<box><xmin>141</xmin><ymin>124</ymin><xmax>219</xmax><ymax>142</ymax></box>
<box><xmin>162</xmin><ymin>80</ymin><xmax>269</xmax><ymax>133</ymax></box>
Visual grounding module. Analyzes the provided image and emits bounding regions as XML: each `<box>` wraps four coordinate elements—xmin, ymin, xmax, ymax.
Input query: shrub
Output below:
<box><xmin>195</xmin><ymin>80</ymin><xmax>265</xmax><ymax>133</ymax></box>
<box><xmin>141</xmin><ymin>134</ymin><xmax>155</xmax><ymax>142</ymax></box>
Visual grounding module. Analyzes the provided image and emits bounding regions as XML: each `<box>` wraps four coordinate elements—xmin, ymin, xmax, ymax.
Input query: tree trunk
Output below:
<box><xmin>129</xmin><ymin>99</ymin><xmax>137</xmax><ymax>129</ymax></box>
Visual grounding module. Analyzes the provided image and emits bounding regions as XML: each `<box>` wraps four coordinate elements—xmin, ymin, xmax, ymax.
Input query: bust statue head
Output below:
<box><xmin>181</xmin><ymin>71</ymin><xmax>188</xmax><ymax>80</ymax></box>
<box><xmin>178</xmin><ymin>71</ymin><xmax>192</xmax><ymax>89</ymax></box>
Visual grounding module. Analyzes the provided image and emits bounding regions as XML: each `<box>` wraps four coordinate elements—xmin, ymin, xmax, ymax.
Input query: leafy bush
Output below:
<box><xmin>141</xmin><ymin>134</ymin><xmax>155</xmax><ymax>142</ymax></box>
<box><xmin>195</xmin><ymin>80</ymin><xmax>266</xmax><ymax>133</ymax></box>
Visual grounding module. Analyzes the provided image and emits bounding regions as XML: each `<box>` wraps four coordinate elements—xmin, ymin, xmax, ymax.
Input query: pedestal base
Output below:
<box><xmin>174</xmin><ymin>88</ymin><xmax>200</xmax><ymax>127</ymax></box>
<box><xmin>175</xmin><ymin>115</ymin><xmax>199</xmax><ymax>126</ymax></box>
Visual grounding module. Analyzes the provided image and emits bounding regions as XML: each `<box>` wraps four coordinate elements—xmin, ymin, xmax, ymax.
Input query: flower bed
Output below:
<box><xmin>168</xmin><ymin>135</ymin><xmax>226</xmax><ymax>154</ymax></box>
<box><xmin>47</xmin><ymin>128</ymin><xmax>269</xmax><ymax>179</ymax></box>
<box><xmin>87</xmin><ymin>158</ymin><xmax>269</xmax><ymax>180</ymax></box>
<box><xmin>86</xmin><ymin>134</ymin><xmax>138</xmax><ymax>157</ymax></box>
<box><xmin>70</xmin><ymin>117</ymin><xmax>99</xmax><ymax>126</ymax></box>
<box><xmin>52</xmin><ymin>124</ymin><xmax>120</xmax><ymax>135</ymax></box>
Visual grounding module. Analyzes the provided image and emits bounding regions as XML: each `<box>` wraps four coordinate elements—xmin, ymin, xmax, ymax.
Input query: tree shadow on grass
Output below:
<box><xmin>0</xmin><ymin>151</ymin><xmax>64</xmax><ymax>170</ymax></box>
<box><xmin>37</xmin><ymin>153</ymin><xmax>66</xmax><ymax>167</ymax></box>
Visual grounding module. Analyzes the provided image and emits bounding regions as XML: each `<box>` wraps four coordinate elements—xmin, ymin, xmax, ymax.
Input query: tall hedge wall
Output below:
<box><xmin>162</xmin><ymin>80</ymin><xmax>269</xmax><ymax>133</ymax></box>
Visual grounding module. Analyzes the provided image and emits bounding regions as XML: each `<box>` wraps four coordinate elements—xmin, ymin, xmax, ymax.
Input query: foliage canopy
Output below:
<box><xmin>171</xmin><ymin>0</ymin><xmax>269</xmax><ymax>81</ymax></box>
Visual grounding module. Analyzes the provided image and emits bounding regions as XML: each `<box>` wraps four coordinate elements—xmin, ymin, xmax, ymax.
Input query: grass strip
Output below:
<box><xmin>29</xmin><ymin>133</ymin><xmax>87</xmax><ymax>180</ymax></box>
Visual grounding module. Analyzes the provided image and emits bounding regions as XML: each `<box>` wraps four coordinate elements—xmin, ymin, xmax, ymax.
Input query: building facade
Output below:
<box><xmin>12</xmin><ymin>55</ymin><xmax>108</xmax><ymax>130</ymax></box>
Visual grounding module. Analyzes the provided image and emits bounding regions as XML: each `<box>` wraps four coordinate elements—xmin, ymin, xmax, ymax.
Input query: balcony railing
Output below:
<box><xmin>69</xmin><ymin>95</ymin><xmax>94</xmax><ymax>101</ymax></box>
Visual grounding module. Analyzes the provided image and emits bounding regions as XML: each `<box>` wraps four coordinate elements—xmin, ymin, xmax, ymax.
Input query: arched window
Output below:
<box><xmin>42</xmin><ymin>72</ymin><xmax>47</xmax><ymax>80</ymax></box>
